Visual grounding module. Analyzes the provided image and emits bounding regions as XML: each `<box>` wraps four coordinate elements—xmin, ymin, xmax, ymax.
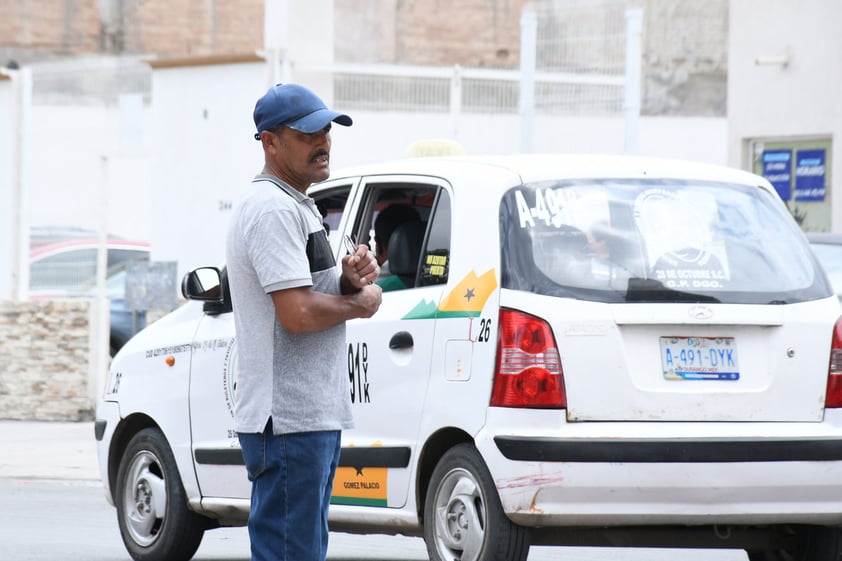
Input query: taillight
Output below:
<box><xmin>826</xmin><ymin>318</ymin><xmax>842</xmax><ymax>407</ymax></box>
<box><xmin>491</xmin><ymin>308</ymin><xmax>566</xmax><ymax>408</ymax></box>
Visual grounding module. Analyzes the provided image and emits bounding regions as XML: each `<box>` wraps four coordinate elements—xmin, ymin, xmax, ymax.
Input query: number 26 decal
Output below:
<box><xmin>471</xmin><ymin>317</ymin><xmax>492</xmax><ymax>343</ymax></box>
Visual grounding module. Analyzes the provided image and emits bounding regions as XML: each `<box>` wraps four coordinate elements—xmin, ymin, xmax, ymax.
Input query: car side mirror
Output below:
<box><xmin>181</xmin><ymin>267</ymin><xmax>222</xmax><ymax>301</ymax></box>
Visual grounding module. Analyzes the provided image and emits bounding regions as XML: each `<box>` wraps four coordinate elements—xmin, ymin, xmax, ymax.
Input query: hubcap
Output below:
<box><xmin>433</xmin><ymin>468</ymin><xmax>486</xmax><ymax>561</ymax></box>
<box><xmin>122</xmin><ymin>450</ymin><xmax>167</xmax><ymax>547</ymax></box>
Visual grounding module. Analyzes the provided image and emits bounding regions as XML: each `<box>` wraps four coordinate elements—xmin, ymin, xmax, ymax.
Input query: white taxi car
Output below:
<box><xmin>95</xmin><ymin>154</ymin><xmax>842</xmax><ymax>561</ymax></box>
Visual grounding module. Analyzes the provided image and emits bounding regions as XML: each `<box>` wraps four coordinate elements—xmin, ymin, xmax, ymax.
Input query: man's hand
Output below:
<box><xmin>342</xmin><ymin>244</ymin><xmax>380</xmax><ymax>288</ymax></box>
<box><xmin>352</xmin><ymin>283</ymin><xmax>383</xmax><ymax>318</ymax></box>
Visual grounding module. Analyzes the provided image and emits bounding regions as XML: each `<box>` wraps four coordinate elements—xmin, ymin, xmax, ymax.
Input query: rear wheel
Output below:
<box><xmin>423</xmin><ymin>443</ymin><xmax>530</xmax><ymax>561</ymax></box>
<box><xmin>115</xmin><ymin>427</ymin><xmax>208</xmax><ymax>561</ymax></box>
<box><xmin>746</xmin><ymin>525</ymin><xmax>842</xmax><ymax>561</ymax></box>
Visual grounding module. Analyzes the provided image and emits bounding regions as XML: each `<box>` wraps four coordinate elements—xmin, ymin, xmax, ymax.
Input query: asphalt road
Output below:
<box><xmin>0</xmin><ymin>421</ymin><xmax>746</xmax><ymax>561</ymax></box>
<box><xmin>0</xmin><ymin>478</ymin><xmax>748</xmax><ymax>561</ymax></box>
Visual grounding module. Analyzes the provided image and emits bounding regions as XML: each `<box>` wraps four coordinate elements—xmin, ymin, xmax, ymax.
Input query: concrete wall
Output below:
<box><xmin>0</xmin><ymin>75</ymin><xmax>15</xmax><ymax>300</ymax></box>
<box><xmin>0</xmin><ymin>300</ymin><xmax>93</xmax><ymax>421</ymax></box>
<box><xmin>728</xmin><ymin>0</ymin><xmax>841</xmax><ymax>231</ymax></box>
<box><xmin>26</xmin><ymin>103</ymin><xmax>153</xmax><ymax>242</ymax></box>
<box><xmin>146</xmin><ymin>56</ymin><xmax>269</xmax><ymax>274</ymax></box>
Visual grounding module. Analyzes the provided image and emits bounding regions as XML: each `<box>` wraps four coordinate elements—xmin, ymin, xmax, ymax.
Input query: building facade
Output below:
<box><xmin>2</xmin><ymin>0</ymin><xmax>726</xmax><ymax>117</ymax></box>
<box><xmin>728</xmin><ymin>0</ymin><xmax>839</xmax><ymax>232</ymax></box>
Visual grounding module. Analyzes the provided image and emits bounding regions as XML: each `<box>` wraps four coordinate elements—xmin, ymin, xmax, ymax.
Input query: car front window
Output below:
<box><xmin>313</xmin><ymin>185</ymin><xmax>354</xmax><ymax>249</ymax></box>
<box><xmin>500</xmin><ymin>179</ymin><xmax>830</xmax><ymax>304</ymax></box>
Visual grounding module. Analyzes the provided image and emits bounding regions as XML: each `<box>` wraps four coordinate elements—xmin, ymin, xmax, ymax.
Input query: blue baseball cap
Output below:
<box><xmin>253</xmin><ymin>83</ymin><xmax>352</xmax><ymax>139</ymax></box>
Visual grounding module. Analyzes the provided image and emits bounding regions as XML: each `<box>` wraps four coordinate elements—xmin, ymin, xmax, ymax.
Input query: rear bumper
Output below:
<box><xmin>494</xmin><ymin>435</ymin><xmax>842</xmax><ymax>463</ymax></box>
<box><xmin>476</xmin><ymin>409</ymin><xmax>842</xmax><ymax>527</ymax></box>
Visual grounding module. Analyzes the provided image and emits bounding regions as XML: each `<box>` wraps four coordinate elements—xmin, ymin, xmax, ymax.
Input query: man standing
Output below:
<box><xmin>226</xmin><ymin>83</ymin><xmax>382</xmax><ymax>561</ymax></box>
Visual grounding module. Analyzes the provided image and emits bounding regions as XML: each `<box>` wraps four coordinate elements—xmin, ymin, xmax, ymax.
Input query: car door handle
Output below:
<box><xmin>389</xmin><ymin>331</ymin><xmax>414</xmax><ymax>350</ymax></box>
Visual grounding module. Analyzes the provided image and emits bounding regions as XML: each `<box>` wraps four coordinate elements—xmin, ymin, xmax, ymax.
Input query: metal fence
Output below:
<box><xmin>330</xmin><ymin>0</ymin><xmax>629</xmax><ymax>115</ymax></box>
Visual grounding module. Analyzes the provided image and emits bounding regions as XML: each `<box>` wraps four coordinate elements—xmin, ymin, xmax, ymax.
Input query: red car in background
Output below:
<box><xmin>29</xmin><ymin>227</ymin><xmax>150</xmax><ymax>355</ymax></box>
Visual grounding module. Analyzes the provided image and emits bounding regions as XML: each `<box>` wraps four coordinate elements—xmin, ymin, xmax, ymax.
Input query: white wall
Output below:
<box><xmin>0</xmin><ymin>76</ymin><xmax>15</xmax><ymax>299</ymax></box>
<box><xmin>728</xmin><ymin>0</ymin><xmax>840</xmax><ymax>147</ymax></box>
<box><xmin>27</xmin><ymin>104</ymin><xmax>152</xmax><ymax>242</ymax></box>
<box><xmin>728</xmin><ymin>0</ymin><xmax>842</xmax><ymax>229</ymax></box>
<box><xmin>149</xmin><ymin>61</ymin><xmax>269</xmax><ymax>276</ymax></box>
<box><xmin>332</xmin><ymin>112</ymin><xmax>726</xmax><ymax>169</ymax></box>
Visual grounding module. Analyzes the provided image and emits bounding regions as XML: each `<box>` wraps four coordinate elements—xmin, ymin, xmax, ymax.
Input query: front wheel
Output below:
<box><xmin>115</xmin><ymin>427</ymin><xmax>208</xmax><ymax>561</ymax></box>
<box><xmin>423</xmin><ymin>443</ymin><xmax>530</xmax><ymax>561</ymax></box>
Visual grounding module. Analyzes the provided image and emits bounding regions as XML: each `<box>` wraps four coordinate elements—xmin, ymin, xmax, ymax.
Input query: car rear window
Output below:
<box><xmin>500</xmin><ymin>179</ymin><xmax>831</xmax><ymax>304</ymax></box>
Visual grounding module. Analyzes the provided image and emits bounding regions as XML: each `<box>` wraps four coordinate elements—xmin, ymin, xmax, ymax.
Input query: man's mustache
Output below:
<box><xmin>310</xmin><ymin>150</ymin><xmax>330</xmax><ymax>162</ymax></box>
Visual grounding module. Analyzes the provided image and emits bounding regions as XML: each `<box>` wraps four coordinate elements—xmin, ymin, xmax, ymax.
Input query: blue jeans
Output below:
<box><xmin>239</xmin><ymin>422</ymin><xmax>342</xmax><ymax>561</ymax></box>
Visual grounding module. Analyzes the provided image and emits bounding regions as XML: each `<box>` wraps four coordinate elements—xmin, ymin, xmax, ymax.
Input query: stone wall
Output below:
<box><xmin>0</xmin><ymin>300</ymin><xmax>93</xmax><ymax>421</ymax></box>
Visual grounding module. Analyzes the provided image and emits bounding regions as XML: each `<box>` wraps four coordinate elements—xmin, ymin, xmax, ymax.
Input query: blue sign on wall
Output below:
<box><xmin>794</xmin><ymin>149</ymin><xmax>826</xmax><ymax>201</ymax></box>
<box><xmin>761</xmin><ymin>149</ymin><xmax>792</xmax><ymax>200</ymax></box>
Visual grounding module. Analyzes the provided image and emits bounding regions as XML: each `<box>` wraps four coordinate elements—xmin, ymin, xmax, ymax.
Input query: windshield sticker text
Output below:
<box><xmin>514</xmin><ymin>188</ymin><xmax>576</xmax><ymax>229</ymax></box>
<box><xmin>634</xmin><ymin>189</ymin><xmax>731</xmax><ymax>288</ymax></box>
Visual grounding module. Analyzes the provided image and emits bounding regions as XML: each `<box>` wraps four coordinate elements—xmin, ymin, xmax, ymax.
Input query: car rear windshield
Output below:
<box><xmin>500</xmin><ymin>179</ymin><xmax>831</xmax><ymax>304</ymax></box>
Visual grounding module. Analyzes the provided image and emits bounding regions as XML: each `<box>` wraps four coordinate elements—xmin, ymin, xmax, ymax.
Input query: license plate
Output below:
<box><xmin>660</xmin><ymin>336</ymin><xmax>739</xmax><ymax>380</ymax></box>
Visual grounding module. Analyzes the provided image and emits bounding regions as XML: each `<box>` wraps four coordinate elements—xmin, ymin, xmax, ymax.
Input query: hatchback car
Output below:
<box><xmin>95</xmin><ymin>154</ymin><xmax>842</xmax><ymax>561</ymax></box>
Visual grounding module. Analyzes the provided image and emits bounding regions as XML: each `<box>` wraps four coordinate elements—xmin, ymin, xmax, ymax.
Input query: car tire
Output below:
<box><xmin>115</xmin><ymin>427</ymin><xmax>207</xmax><ymax>561</ymax></box>
<box><xmin>423</xmin><ymin>443</ymin><xmax>530</xmax><ymax>561</ymax></box>
<box><xmin>746</xmin><ymin>525</ymin><xmax>842</xmax><ymax>561</ymax></box>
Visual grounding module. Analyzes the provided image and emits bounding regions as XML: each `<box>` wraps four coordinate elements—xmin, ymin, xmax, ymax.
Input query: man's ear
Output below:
<box><xmin>259</xmin><ymin>130</ymin><xmax>274</xmax><ymax>150</ymax></box>
<box><xmin>260</xmin><ymin>130</ymin><xmax>284</xmax><ymax>153</ymax></box>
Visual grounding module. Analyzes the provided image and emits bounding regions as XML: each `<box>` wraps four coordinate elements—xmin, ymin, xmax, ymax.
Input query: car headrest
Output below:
<box><xmin>388</xmin><ymin>221</ymin><xmax>426</xmax><ymax>278</ymax></box>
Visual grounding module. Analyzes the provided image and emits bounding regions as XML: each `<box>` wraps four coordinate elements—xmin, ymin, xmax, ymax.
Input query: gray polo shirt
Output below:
<box><xmin>225</xmin><ymin>174</ymin><xmax>353</xmax><ymax>435</ymax></box>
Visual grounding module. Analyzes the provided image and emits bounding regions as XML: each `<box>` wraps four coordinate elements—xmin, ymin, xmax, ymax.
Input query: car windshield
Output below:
<box><xmin>500</xmin><ymin>179</ymin><xmax>831</xmax><ymax>304</ymax></box>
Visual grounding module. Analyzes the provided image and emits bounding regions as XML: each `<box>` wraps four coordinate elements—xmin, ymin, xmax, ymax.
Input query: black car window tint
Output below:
<box><xmin>313</xmin><ymin>185</ymin><xmax>353</xmax><ymax>237</ymax></box>
<box><xmin>419</xmin><ymin>189</ymin><xmax>451</xmax><ymax>287</ymax></box>
<box><xmin>355</xmin><ymin>182</ymin><xmax>439</xmax><ymax>291</ymax></box>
